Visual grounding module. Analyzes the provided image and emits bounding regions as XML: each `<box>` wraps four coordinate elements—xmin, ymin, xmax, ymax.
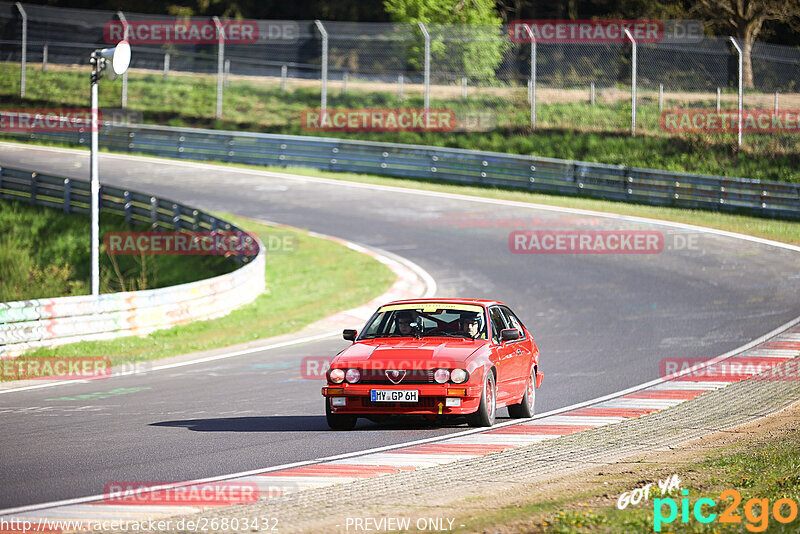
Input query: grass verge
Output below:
<box><xmin>0</xmin><ymin>63</ymin><xmax>797</xmax><ymax>183</ymax></box>
<box><xmin>11</xmin><ymin>214</ymin><xmax>395</xmax><ymax>370</ymax></box>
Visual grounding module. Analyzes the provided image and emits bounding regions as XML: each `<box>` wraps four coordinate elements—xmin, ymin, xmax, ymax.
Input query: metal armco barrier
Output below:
<box><xmin>3</xmin><ymin>122</ymin><xmax>799</xmax><ymax>219</ymax></box>
<box><xmin>0</xmin><ymin>166</ymin><xmax>266</xmax><ymax>356</ymax></box>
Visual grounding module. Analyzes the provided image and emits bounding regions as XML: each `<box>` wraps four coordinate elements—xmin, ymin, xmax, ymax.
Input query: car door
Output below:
<box><xmin>500</xmin><ymin>306</ymin><xmax>532</xmax><ymax>397</ymax></box>
<box><xmin>488</xmin><ymin>306</ymin><xmax>516</xmax><ymax>403</ymax></box>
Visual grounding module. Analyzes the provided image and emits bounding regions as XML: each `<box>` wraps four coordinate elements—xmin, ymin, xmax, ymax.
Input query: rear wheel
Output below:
<box><xmin>467</xmin><ymin>371</ymin><xmax>496</xmax><ymax>427</ymax></box>
<box><xmin>508</xmin><ymin>368</ymin><xmax>536</xmax><ymax>419</ymax></box>
<box><xmin>326</xmin><ymin>400</ymin><xmax>357</xmax><ymax>430</ymax></box>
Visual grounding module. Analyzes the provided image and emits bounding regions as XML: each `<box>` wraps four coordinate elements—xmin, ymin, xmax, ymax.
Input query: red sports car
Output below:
<box><xmin>321</xmin><ymin>299</ymin><xmax>543</xmax><ymax>430</ymax></box>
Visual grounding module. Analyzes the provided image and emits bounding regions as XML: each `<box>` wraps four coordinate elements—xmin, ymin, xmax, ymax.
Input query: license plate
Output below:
<box><xmin>370</xmin><ymin>389</ymin><xmax>419</xmax><ymax>402</ymax></box>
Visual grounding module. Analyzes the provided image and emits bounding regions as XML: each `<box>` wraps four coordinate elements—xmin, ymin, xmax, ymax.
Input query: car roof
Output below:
<box><xmin>380</xmin><ymin>298</ymin><xmax>504</xmax><ymax>309</ymax></box>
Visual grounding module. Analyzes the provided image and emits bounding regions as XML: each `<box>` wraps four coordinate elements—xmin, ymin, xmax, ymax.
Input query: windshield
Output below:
<box><xmin>359</xmin><ymin>303</ymin><xmax>488</xmax><ymax>340</ymax></box>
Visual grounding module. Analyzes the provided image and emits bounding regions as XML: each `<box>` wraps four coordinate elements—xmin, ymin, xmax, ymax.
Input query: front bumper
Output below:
<box><xmin>321</xmin><ymin>383</ymin><xmax>483</xmax><ymax>415</ymax></box>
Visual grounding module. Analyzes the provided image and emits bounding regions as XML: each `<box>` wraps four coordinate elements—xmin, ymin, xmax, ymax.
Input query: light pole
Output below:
<box><xmin>90</xmin><ymin>40</ymin><xmax>130</xmax><ymax>297</ymax></box>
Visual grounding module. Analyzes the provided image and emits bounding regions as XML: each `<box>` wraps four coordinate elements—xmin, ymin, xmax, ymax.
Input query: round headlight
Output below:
<box><xmin>450</xmin><ymin>369</ymin><xmax>468</xmax><ymax>383</ymax></box>
<box><xmin>329</xmin><ymin>368</ymin><xmax>345</xmax><ymax>384</ymax></box>
<box><xmin>433</xmin><ymin>368</ymin><xmax>450</xmax><ymax>384</ymax></box>
<box><xmin>345</xmin><ymin>368</ymin><xmax>361</xmax><ymax>384</ymax></box>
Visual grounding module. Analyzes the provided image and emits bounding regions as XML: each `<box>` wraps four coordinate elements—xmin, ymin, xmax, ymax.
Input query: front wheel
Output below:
<box><xmin>467</xmin><ymin>371</ymin><xmax>496</xmax><ymax>427</ymax></box>
<box><xmin>326</xmin><ymin>400</ymin><xmax>357</xmax><ymax>430</ymax></box>
<box><xmin>508</xmin><ymin>368</ymin><xmax>536</xmax><ymax>419</ymax></box>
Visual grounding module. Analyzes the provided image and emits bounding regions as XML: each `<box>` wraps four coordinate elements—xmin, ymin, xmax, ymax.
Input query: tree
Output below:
<box><xmin>693</xmin><ymin>0</ymin><xmax>800</xmax><ymax>88</ymax></box>
<box><xmin>384</xmin><ymin>0</ymin><xmax>509</xmax><ymax>82</ymax></box>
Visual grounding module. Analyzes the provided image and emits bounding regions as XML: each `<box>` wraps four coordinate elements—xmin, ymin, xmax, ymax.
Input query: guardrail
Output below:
<box><xmin>3</xmin><ymin>123</ymin><xmax>798</xmax><ymax>220</ymax></box>
<box><xmin>0</xmin><ymin>165</ymin><xmax>265</xmax><ymax>357</ymax></box>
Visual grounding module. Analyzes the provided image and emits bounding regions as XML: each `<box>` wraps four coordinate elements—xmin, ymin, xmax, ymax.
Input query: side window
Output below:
<box><xmin>500</xmin><ymin>307</ymin><xmax>526</xmax><ymax>341</ymax></box>
<box><xmin>488</xmin><ymin>307</ymin><xmax>508</xmax><ymax>344</ymax></box>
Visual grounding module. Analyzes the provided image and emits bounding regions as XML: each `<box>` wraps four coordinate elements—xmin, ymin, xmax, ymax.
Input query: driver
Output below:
<box><xmin>395</xmin><ymin>310</ymin><xmax>418</xmax><ymax>336</ymax></box>
<box><xmin>461</xmin><ymin>312</ymin><xmax>485</xmax><ymax>339</ymax></box>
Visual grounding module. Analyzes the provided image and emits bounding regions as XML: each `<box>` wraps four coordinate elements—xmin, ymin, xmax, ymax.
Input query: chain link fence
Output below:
<box><xmin>0</xmin><ymin>2</ymin><xmax>798</xmax><ymax>147</ymax></box>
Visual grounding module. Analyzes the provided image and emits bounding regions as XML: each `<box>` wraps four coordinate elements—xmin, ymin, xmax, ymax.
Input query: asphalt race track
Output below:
<box><xmin>1</xmin><ymin>143</ymin><xmax>799</xmax><ymax>510</ymax></box>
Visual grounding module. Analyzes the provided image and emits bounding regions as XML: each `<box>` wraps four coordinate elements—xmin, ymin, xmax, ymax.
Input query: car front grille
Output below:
<box><xmin>358</xmin><ymin>369</ymin><xmax>435</xmax><ymax>384</ymax></box>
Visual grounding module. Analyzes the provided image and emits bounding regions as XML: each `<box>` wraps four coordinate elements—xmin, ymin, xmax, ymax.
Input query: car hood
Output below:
<box><xmin>335</xmin><ymin>338</ymin><xmax>486</xmax><ymax>368</ymax></box>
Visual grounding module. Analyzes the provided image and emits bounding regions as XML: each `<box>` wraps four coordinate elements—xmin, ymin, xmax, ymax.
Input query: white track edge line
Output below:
<box><xmin>3</xmin><ymin>313</ymin><xmax>798</xmax><ymax>518</ymax></box>
<box><xmin>0</xmin><ymin>142</ymin><xmax>798</xmax><ymax>516</ymax></box>
<box><xmin>2</xmin><ymin>141</ymin><xmax>797</xmax><ymax>252</ymax></box>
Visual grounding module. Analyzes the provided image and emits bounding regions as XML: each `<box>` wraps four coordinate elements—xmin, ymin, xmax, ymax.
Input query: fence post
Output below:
<box><xmin>659</xmin><ymin>83</ymin><xmax>663</xmax><ymax>112</ymax></box>
<box><xmin>116</xmin><ymin>11</ymin><xmax>129</xmax><ymax>109</ymax></box>
<box><xmin>625</xmin><ymin>29</ymin><xmax>637</xmax><ymax>136</ymax></box>
<box><xmin>213</xmin><ymin>16</ymin><xmax>225</xmax><ymax>120</ymax></box>
<box><xmin>397</xmin><ymin>74</ymin><xmax>404</xmax><ymax>99</ymax></box>
<box><xmin>342</xmin><ymin>72</ymin><xmax>348</xmax><ymax>94</ymax></box>
<box><xmin>523</xmin><ymin>24</ymin><xmax>536</xmax><ymax>131</ymax></box>
<box><xmin>774</xmin><ymin>91</ymin><xmax>778</xmax><ymax>114</ymax></box>
<box><xmin>418</xmin><ymin>22</ymin><xmax>430</xmax><ymax>113</ymax></box>
<box><xmin>461</xmin><ymin>76</ymin><xmax>467</xmax><ymax>98</ymax></box>
<box><xmin>729</xmin><ymin>37</ymin><xmax>743</xmax><ymax>147</ymax></box>
<box><xmin>63</xmin><ymin>178</ymin><xmax>71</xmax><ymax>214</ymax></box>
<box><xmin>314</xmin><ymin>20</ymin><xmax>328</xmax><ymax>120</ymax></box>
<box><xmin>163</xmin><ymin>52</ymin><xmax>170</xmax><ymax>81</ymax></box>
<box><xmin>15</xmin><ymin>3</ymin><xmax>26</xmax><ymax>98</ymax></box>
<box><xmin>224</xmin><ymin>58</ymin><xmax>230</xmax><ymax>87</ymax></box>
<box><xmin>124</xmin><ymin>191</ymin><xmax>132</xmax><ymax>225</ymax></box>
<box><xmin>716</xmin><ymin>87</ymin><xmax>721</xmax><ymax>112</ymax></box>
<box><xmin>42</xmin><ymin>43</ymin><xmax>47</xmax><ymax>72</ymax></box>
<box><xmin>173</xmin><ymin>204</ymin><xmax>181</xmax><ymax>231</ymax></box>
<box><xmin>281</xmin><ymin>64</ymin><xmax>287</xmax><ymax>91</ymax></box>
<box><xmin>30</xmin><ymin>172</ymin><xmax>37</xmax><ymax>205</ymax></box>
<box><xmin>590</xmin><ymin>81</ymin><xmax>595</xmax><ymax>105</ymax></box>
<box><xmin>150</xmin><ymin>197</ymin><xmax>159</xmax><ymax>230</ymax></box>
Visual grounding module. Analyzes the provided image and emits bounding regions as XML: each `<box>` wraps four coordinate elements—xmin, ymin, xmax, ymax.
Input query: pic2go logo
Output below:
<box><xmin>654</xmin><ymin>489</ymin><xmax>799</xmax><ymax>532</ymax></box>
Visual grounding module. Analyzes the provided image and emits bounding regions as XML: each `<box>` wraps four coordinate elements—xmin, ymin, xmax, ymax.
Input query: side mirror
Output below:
<box><xmin>501</xmin><ymin>328</ymin><xmax>520</xmax><ymax>342</ymax></box>
<box><xmin>343</xmin><ymin>329</ymin><xmax>357</xmax><ymax>342</ymax></box>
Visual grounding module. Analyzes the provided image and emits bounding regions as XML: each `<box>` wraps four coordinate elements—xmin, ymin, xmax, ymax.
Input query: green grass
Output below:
<box><xmin>0</xmin><ymin>63</ymin><xmax>797</xmax><ymax>183</ymax></box>
<box><xmin>17</xmin><ymin>214</ymin><xmax>395</xmax><ymax>368</ymax></box>
<box><xmin>0</xmin><ymin>198</ymin><xmax>235</xmax><ymax>301</ymax></box>
<box><xmin>447</xmin><ymin>426</ymin><xmax>800</xmax><ymax>533</ymax></box>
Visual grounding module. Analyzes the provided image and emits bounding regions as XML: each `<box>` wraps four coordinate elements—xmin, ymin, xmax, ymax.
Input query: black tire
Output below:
<box><xmin>508</xmin><ymin>368</ymin><xmax>536</xmax><ymax>419</ymax></box>
<box><xmin>467</xmin><ymin>371</ymin><xmax>496</xmax><ymax>427</ymax></box>
<box><xmin>325</xmin><ymin>400</ymin><xmax>357</xmax><ymax>430</ymax></box>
